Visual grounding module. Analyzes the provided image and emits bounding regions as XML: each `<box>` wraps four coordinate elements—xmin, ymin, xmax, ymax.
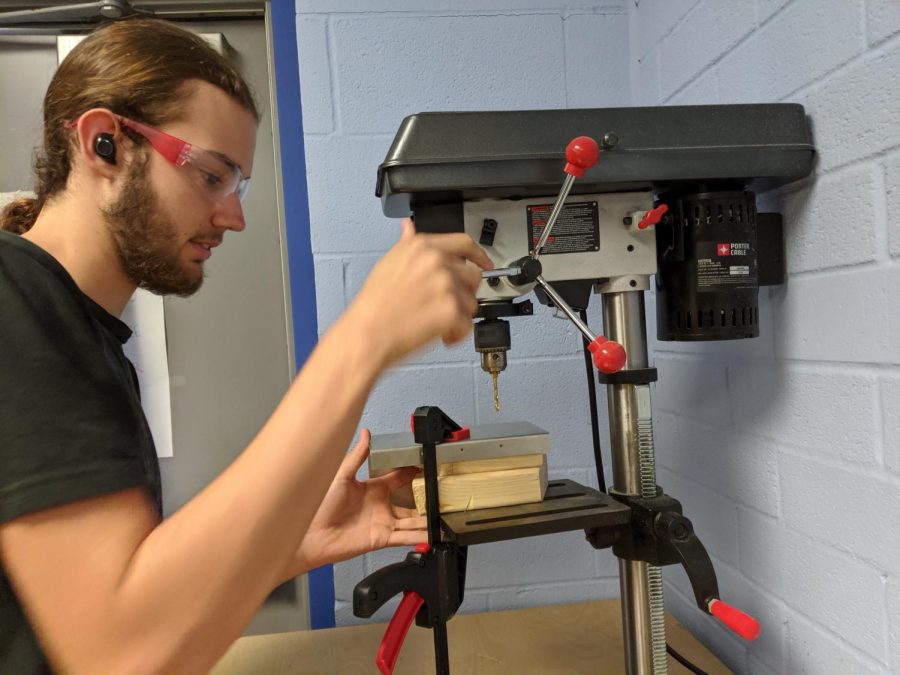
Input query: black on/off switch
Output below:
<box><xmin>479</xmin><ymin>218</ymin><xmax>498</xmax><ymax>246</ymax></box>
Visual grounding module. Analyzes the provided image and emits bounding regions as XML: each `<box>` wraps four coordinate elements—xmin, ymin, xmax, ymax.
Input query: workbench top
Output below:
<box><xmin>212</xmin><ymin>599</ymin><xmax>731</xmax><ymax>674</ymax></box>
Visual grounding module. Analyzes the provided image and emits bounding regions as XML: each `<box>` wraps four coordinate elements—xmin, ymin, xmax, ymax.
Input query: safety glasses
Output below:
<box><xmin>65</xmin><ymin>113</ymin><xmax>250</xmax><ymax>203</ymax></box>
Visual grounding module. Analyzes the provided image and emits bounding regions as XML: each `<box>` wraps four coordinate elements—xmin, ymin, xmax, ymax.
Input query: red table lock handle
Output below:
<box><xmin>708</xmin><ymin>598</ymin><xmax>761</xmax><ymax>641</ymax></box>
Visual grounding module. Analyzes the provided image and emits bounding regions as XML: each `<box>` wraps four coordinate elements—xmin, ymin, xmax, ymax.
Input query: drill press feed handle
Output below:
<box><xmin>531</xmin><ymin>135</ymin><xmax>601</xmax><ymax>260</ymax></box>
<box><xmin>587</xmin><ymin>336</ymin><xmax>627</xmax><ymax>373</ymax></box>
<box><xmin>563</xmin><ymin>135</ymin><xmax>600</xmax><ymax>178</ymax></box>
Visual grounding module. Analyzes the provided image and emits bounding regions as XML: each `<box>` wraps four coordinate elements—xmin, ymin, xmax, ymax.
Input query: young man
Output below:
<box><xmin>0</xmin><ymin>18</ymin><xmax>491</xmax><ymax>675</ymax></box>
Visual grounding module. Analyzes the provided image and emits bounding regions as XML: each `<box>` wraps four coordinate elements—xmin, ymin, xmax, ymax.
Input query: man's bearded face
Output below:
<box><xmin>103</xmin><ymin>154</ymin><xmax>204</xmax><ymax>297</ymax></box>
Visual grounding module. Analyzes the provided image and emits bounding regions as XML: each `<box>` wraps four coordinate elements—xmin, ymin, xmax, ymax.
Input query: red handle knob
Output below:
<box><xmin>708</xmin><ymin>599</ymin><xmax>761</xmax><ymax>641</ymax></box>
<box><xmin>587</xmin><ymin>336</ymin><xmax>626</xmax><ymax>374</ymax></box>
<box><xmin>564</xmin><ymin>136</ymin><xmax>600</xmax><ymax>178</ymax></box>
<box><xmin>376</xmin><ymin>590</ymin><xmax>426</xmax><ymax>675</ymax></box>
<box><xmin>638</xmin><ymin>204</ymin><xmax>669</xmax><ymax>230</ymax></box>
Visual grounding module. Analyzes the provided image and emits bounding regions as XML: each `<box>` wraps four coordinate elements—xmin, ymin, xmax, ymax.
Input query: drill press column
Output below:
<box><xmin>602</xmin><ymin>290</ymin><xmax>666</xmax><ymax>675</ymax></box>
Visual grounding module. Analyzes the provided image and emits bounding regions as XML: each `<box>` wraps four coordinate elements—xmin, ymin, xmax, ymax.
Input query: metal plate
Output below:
<box><xmin>441</xmin><ymin>479</ymin><xmax>631</xmax><ymax>546</ymax></box>
<box><xmin>368</xmin><ymin>421</ymin><xmax>549</xmax><ymax>472</ymax></box>
<box><xmin>465</xmin><ymin>192</ymin><xmax>655</xmax><ymax>302</ymax></box>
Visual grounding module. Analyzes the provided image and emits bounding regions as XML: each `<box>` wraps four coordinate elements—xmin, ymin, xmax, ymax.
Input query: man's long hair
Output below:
<box><xmin>0</xmin><ymin>18</ymin><xmax>259</xmax><ymax>234</ymax></box>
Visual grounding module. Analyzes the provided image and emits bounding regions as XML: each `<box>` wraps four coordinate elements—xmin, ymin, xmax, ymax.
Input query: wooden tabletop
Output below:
<box><xmin>212</xmin><ymin>599</ymin><xmax>731</xmax><ymax>674</ymax></box>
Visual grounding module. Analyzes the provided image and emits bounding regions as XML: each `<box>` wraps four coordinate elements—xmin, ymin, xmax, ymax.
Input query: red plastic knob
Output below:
<box><xmin>638</xmin><ymin>204</ymin><xmax>669</xmax><ymax>230</ymax></box>
<box><xmin>587</xmin><ymin>336</ymin><xmax>626</xmax><ymax>374</ymax></box>
<box><xmin>708</xmin><ymin>599</ymin><xmax>761</xmax><ymax>641</ymax></box>
<box><xmin>564</xmin><ymin>136</ymin><xmax>600</xmax><ymax>178</ymax></box>
<box><xmin>414</xmin><ymin>543</ymin><xmax>430</xmax><ymax>554</ymax></box>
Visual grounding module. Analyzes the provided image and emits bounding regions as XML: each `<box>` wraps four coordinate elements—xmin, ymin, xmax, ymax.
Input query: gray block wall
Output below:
<box><xmin>631</xmin><ymin>1</ymin><xmax>900</xmax><ymax>673</ymax></box>
<box><xmin>296</xmin><ymin>0</ymin><xmax>900</xmax><ymax>672</ymax></box>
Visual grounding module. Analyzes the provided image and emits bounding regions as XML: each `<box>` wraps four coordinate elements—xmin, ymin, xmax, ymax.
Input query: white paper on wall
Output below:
<box><xmin>0</xmin><ymin>191</ymin><xmax>35</xmax><ymax>207</ymax></box>
<box><xmin>121</xmin><ymin>289</ymin><xmax>174</xmax><ymax>458</ymax></box>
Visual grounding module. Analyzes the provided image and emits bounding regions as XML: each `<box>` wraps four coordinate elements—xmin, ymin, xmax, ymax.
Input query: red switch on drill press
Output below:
<box><xmin>638</xmin><ymin>203</ymin><xmax>669</xmax><ymax>230</ymax></box>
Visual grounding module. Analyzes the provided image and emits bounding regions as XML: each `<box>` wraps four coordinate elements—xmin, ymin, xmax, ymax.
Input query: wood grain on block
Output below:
<box><xmin>412</xmin><ymin>454</ymin><xmax>548</xmax><ymax>514</ymax></box>
<box><xmin>435</xmin><ymin>452</ymin><xmax>545</xmax><ymax>476</ymax></box>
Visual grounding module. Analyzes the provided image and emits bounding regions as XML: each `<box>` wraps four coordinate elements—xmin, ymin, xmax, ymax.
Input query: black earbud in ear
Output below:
<box><xmin>94</xmin><ymin>133</ymin><xmax>116</xmax><ymax>164</ymax></box>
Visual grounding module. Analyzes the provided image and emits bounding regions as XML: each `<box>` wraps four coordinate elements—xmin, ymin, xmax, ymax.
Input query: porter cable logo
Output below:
<box><xmin>717</xmin><ymin>243</ymin><xmax>750</xmax><ymax>256</ymax></box>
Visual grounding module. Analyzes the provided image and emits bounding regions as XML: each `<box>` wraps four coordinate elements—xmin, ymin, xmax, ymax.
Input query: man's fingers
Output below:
<box><xmin>387</xmin><ymin>530</ymin><xmax>428</xmax><ymax>547</ymax></box>
<box><xmin>379</xmin><ymin>466</ymin><xmax>420</xmax><ymax>492</ymax></box>
<box><xmin>392</xmin><ymin>515</ymin><xmax>427</xmax><ymax>531</ymax></box>
<box><xmin>391</xmin><ymin>505</ymin><xmax>423</xmax><ymax>520</ymax></box>
<box><xmin>454</xmin><ymin>258</ymin><xmax>485</xmax><ymax>294</ymax></box>
<box><xmin>420</xmin><ymin>232</ymin><xmax>494</xmax><ymax>270</ymax></box>
<box><xmin>339</xmin><ymin>428</ymin><xmax>371</xmax><ymax>478</ymax></box>
<box><xmin>399</xmin><ymin>217</ymin><xmax>416</xmax><ymax>242</ymax></box>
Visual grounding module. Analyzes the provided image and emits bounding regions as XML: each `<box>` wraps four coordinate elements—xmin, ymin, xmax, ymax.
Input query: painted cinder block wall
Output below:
<box><xmin>296</xmin><ymin>0</ymin><xmax>900</xmax><ymax>672</ymax></box>
<box><xmin>631</xmin><ymin>1</ymin><xmax>900</xmax><ymax>673</ymax></box>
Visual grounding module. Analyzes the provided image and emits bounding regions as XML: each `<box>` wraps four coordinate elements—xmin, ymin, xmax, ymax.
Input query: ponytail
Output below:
<box><xmin>0</xmin><ymin>196</ymin><xmax>41</xmax><ymax>235</ymax></box>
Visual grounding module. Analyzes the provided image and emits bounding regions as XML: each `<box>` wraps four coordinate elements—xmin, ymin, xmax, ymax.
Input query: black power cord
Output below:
<box><xmin>667</xmin><ymin>643</ymin><xmax>710</xmax><ymax>674</ymax></box>
<box><xmin>579</xmin><ymin>308</ymin><xmax>607</xmax><ymax>493</ymax></box>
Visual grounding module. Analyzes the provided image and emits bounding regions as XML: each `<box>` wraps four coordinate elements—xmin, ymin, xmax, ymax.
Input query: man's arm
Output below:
<box><xmin>0</xmin><ymin>224</ymin><xmax>492</xmax><ymax>675</ymax></box>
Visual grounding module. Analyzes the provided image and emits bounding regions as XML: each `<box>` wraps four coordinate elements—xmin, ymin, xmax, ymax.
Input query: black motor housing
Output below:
<box><xmin>655</xmin><ymin>189</ymin><xmax>761</xmax><ymax>341</ymax></box>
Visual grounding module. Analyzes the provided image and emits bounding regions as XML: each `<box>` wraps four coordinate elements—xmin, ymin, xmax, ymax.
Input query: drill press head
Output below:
<box><xmin>376</xmin><ymin>104</ymin><xmax>814</xmax><ymax>405</ymax></box>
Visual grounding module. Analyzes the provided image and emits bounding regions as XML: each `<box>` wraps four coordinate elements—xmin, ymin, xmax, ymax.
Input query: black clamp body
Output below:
<box><xmin>586</xmin><ymin>488</ymin><xmax>720</xmax><ymax>613</ymax></box>
<box><xmin>352</xmin><ymin>543</ymin><xmax>467</xmax><ymax>628</ymax></box>
<box><xmin>354</xmin><ymin>406</ymin><xmax>470</xmax><ymax>674</ymax></box>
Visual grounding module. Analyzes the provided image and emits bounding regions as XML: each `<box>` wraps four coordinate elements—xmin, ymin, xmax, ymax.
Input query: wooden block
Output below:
<box><xmin>412</xmin><ymin>455</ymin><xmax>548</xmax><ymax>514</ymax></box>
<box><xmin>435</xmin><ymin>453</ymin><xmax>545</xmax><ymax>476</ymax></box>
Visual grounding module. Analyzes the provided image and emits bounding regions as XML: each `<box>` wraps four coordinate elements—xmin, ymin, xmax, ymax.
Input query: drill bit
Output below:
<box><xmin>491</xmin><ymin>370</ymin><xmax>500</xmax><ymax>412</ymax></box>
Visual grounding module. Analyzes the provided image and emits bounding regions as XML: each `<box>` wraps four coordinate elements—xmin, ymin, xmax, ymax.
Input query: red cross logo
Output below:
<box><xmin>717</xmin><ymin>243</ymin><xmax>731</xmax><ymax>256</ymax></box>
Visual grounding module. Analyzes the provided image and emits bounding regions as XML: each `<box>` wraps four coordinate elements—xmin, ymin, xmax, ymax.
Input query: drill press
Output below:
<box><xmin>354</xmin><ymin>104</ymin><xmax>814</xmax><ymax>674</ymax></box>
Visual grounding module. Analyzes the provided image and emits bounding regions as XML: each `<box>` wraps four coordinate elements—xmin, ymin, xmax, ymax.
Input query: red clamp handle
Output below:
<box><xmin>409</xmin><ymin>415</ymin><xmax>470</xmax><ymax>442</ymax></box>
<box><xmin>445</xmin><ymin>426</ymin><xmax>470</xmax><ymax>442</ymax></box>
<box><xmin>376</xmin><ymin>590</ymin><xmax>425</xmax><ymax>675</ymax></box>
<box><xmin>638</xmin><ymin>204</ymin><xmax>669</xmax><ymax>230</ymax></box>
<box><xmin>708</xmin><ymin>599</ymin><xmax>761</xmax><ymax>641</ymax></box>
<box><xmin>587</xmin><ymin>336</ymin><xmax>626</xmax><ymax>374</ymax></box>
<box><xmin>564</xmin><ymin>136</ymin><xmax>600</xmax><ymax>178</ymax></box>
<box><xmin>375</xmin><ymin>544</ymin><xmax>430</xmax><ymax>675</ymax></box>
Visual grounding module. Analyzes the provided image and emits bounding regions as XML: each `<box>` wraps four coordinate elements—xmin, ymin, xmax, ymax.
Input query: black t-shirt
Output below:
<box><xmin>0</xmin><ymin>229</ymin><xmax>161</xmax><ymax>674</ymax></box>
